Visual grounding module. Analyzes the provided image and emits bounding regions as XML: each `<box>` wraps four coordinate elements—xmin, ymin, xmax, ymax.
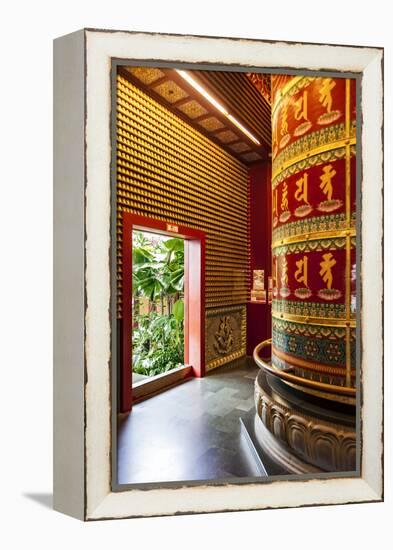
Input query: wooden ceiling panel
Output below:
<box><xmin>215</xmin><ymin>130</ymin><xmax>238</xmax><ymax>144</ymax></box>
<box><xmin>229</xmin><ymin>142</ymin><xmax>251</xmax><ymax>153</ymax></box>
<box><xmin>125</xmin><ymin>66</ymin><xmax>165</xmax><ymax>85</ymax></box>
<box><xmin>177</xmin><ymin>100</ymin><xmax>208</xmax><ymax>119</ymax></box>
<box><xmin>153</xmin><ymin>80</ymin><xmax>189</xmax><ymax>103</ymax></box>
<box><xmin>198</xmin><ymin>116</ymin><xmax>225</xmax><ymax>132</ymax></box>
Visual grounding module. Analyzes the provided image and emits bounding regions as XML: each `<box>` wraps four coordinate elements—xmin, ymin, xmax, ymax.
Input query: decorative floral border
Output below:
<box><xmin>272</xmin><ymin>298</ymin><xmax>346</xmax><ymax>319</ymax></box>
<box><xmin>272</xmin><ymin>316</ymin><xmax>347</xmax><ymax>340</ymax></box>
<box><xmin>273</xmin><ymin>326</ymin><xmax>348</xmax><ymax>366</ymax></box>
<box><xmin>272</xmin><ymin>236</ymin><xmax>352</xmax><ymax>256</ymax></box>
<box><xmin>273</xmin><ymin>123</ymin><xmax>346</xmax><ymax>172</ymax></box>
<box><xmin>272</xmin><ymin>212</ymin><xmax>356</xmax><ymax>243</ymax></box>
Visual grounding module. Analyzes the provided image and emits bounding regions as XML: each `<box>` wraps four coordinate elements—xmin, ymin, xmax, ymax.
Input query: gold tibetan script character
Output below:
<box><xmin>320</xmin><ymin>164</ymin><xmax>336</xmax><ymax>200</ymax></box>
<box><xmin>281</xmin><ymin>182</ymin><xmax>289</xmax><ymax>212</ymax></box>
<box><xmin>272</xmin><ymin>121</ymin><xmax>278</xmax><ymax>148</ymax></box>
<box><xmin>295</xmin><ymin>256</ymin><xmax>309</xmax><ymax>287</ymax></box>
<box><xmin>273</xmin><ymin>258</ymin><xmax>278</xmax><ymax>287</ymax></box>
<box><xmin>281</xmin><ymin>257</ymin><xmax>288</xmax><ymax>286</ymax></box>
<box><xmin>273</xmin><ymin>189</ymin><xmax>278</xmax><ymax>217</ymax></box>
<box><xmin>294</xmin><ymin>173</ymin><xmax>310</xmax><ymax>204</ymax></box>
<box><xmin>294</xmin><ymin>91</ymin><xmax>308</xmax><ymax>121</ymax></box>
<box><xmin>319</xmin><ymin>253</ymin><xmax>336</xmax><ymax>289</ymax></box>
<box><xmin>319</xmin><ymin>78</ymin><xmax>336</xmax><ymax>113</ymax></box>
<box><xmin>280</xmin><ymin>103</ymin><xmax>288</xmax><ymax>135</ymax></box>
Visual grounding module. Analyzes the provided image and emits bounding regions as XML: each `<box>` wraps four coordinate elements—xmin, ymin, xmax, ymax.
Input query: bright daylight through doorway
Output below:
<box><xmin>132</xmin><ymin>230</ymin><xmax>185</xmax><ymax>385</ymax></box>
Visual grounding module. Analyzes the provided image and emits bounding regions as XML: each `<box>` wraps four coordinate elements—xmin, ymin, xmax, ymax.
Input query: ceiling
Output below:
<box><xmin>120</xmin><ymin>66</ymin><xmax>271</xmax><ymax>166</ymax></box>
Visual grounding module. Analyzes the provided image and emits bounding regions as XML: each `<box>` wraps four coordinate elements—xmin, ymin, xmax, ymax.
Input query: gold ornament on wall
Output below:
<box><xmin>214</xmin><ymin>316</ymin><xmax>234</xmax><ymax>355</ymax></box>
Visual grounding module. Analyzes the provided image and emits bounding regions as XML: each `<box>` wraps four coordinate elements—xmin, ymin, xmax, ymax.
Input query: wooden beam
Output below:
<box><xmin>171</xmin><ymin>96</ymin><xmax>194</xmax><ymax>108</ymax></box>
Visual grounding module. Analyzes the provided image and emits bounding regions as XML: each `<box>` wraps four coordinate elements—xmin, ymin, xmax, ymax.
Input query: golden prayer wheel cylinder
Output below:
<box><xmin>270</xmin><ymin>74</ymin><xmax>357</xmax><ymax>400</ymax></box>
<box><xmin>253</xmin><ymin>75</ymin><xmax>357</xmax><ymax>474</ymax></box>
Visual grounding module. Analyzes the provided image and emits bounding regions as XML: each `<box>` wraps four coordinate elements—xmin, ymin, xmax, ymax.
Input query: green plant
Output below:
<box><xmin>131</xmin><ymin>231</ymin><xmax>185</xmax><ymax>376</ymax></box>
<box><xmin>132</xmin><ymin>309</ymin><xmax>184</xmax><ymax>376</ymax></box>
<box><xmin>132</xmin><ymin>232</ymin><xmax>184</xmax><ymax>311</ymax></box>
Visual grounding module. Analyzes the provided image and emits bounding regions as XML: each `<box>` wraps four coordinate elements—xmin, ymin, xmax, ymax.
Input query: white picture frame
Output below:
<box><xmin>53</xmin><ymin>28</ymin><xmax>383</xmax><ymax>521</ymax></box>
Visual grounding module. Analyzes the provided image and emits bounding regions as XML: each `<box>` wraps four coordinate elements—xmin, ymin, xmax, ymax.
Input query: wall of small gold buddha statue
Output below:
<box><xmin>116</xmin><ymin>72</ymin><xmax>248</xmax><ymax>370</ymax></box>
<box><xmin>271</xmin><ymin>75</ymin><xmax>357</xmax><ymax>393</ymax></box>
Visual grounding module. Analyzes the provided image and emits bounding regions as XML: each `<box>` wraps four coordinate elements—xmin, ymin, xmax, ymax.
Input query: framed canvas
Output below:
<box><xmin>53</xmin><ymin>28</ymin><xmax>383</xmax><ymax>521</ymax></box>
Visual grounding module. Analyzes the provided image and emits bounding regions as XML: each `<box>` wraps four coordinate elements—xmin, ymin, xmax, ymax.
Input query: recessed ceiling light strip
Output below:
<box><xmin>176</xmin><ymin>70</ymin><xmax>261</xmax><ymax>146</ymax></box>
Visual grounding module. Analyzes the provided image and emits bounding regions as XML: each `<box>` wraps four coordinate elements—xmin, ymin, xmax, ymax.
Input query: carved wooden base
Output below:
<box><xmin>253</xmin><ymin>414</ymin><xmax>322</xmax><ymax>474</ymax></box>
<box><xmin>254</xmin><ymin>370</ymin><xmax>357</xmax><ymax>473</ymax></box>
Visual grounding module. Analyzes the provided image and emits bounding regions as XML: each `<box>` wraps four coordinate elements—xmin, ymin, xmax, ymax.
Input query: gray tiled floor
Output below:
<box><xmin>117</xmin><ymin>357</ymin><xmax>263</xmax><ymax>485</ymax></box>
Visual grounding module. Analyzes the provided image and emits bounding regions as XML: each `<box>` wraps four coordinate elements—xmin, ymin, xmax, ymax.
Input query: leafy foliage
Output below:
<box><xmin>132</xmin><ymin>233</ymin><xmax>184</xmax><ymax>302</ymax></box>
<box><xmin>132</xmin><ymin>310</ymin><xmax>184</xmax><ymax>376</ymax></box>
<box><xmin>132</xmin><ymin>231</ymin><xmax>185</xmax><ymax>376</ymax></box>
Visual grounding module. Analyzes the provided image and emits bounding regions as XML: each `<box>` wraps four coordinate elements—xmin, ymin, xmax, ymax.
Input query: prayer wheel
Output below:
<box><xmin>270</xmin><ymin>74</ymin><xmax>357</xmax><ymax>400</ymax></box>
<box><xmin>252</xmin><ymin>75</ymin><xmax>357</xmax><ymax>473</ymax></box>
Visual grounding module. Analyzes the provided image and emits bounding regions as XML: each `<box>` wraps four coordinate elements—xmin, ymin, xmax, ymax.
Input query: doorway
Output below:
<box><xmin>120</xmin><ymin>212</ymin><xmax>205</xmax><ymax>412</ymax></box>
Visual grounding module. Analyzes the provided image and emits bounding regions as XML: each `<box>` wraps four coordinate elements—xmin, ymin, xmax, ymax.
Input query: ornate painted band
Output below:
<box><xmin>272</xmin><ymin>228</ymin><xmax>356</xmax><ymax>250</ymax></box>
<box><xmin>272</xmin><ymin>311</ymin><xmax>356</xmax><ymax>328</ymax></box>
<box><xmin>272</xmin><ymin>137</ymin><xmax>356</xmax><ymax>182</ymax></box>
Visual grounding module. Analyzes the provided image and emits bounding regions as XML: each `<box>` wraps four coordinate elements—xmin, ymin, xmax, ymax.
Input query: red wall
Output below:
<box><xmin>247</xmin><ymin>161</ymin><xmax>272</xmax><ymax>355</ymax></box>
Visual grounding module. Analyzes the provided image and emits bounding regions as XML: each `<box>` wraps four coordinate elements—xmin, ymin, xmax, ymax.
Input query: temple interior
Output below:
<box><xmin>116</xmin><ymin>66</ymin><xmax>358</xmax><ymax>484</ymax></box>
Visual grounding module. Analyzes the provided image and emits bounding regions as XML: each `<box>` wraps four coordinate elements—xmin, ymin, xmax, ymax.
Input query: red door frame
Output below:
<box><xmin>121</xmin><ymin>212</ymin><xmax>205</xmax><ymax>413</ymax></box>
